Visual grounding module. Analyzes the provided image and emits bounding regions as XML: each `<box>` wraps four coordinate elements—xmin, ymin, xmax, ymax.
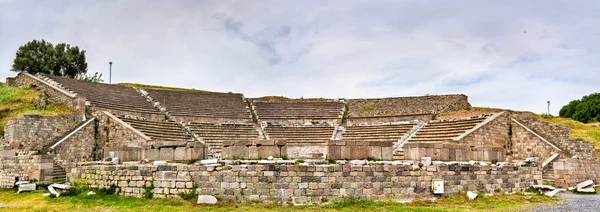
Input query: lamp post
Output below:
<box><xmin>547</xmin><ymin>101</ymin><xmax>550</xmax><ymax>115</ymax></box>
<box><xmin>109</xmin><ymin>61</ymin><xmax>113</xmax><ymax>84</ymax></box>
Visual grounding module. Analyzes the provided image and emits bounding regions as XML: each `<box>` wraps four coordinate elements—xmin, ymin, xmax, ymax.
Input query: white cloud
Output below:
<box><xmin>1</xmin><ymin>0</ymin><xmax>599</xmax><ymax>115</ymax></box>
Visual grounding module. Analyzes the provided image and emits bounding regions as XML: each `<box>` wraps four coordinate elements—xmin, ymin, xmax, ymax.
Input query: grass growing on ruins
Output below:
<box><xmin>0</xmin><ymin>84</ymin><xmax>72</xmax><ymax>135</ymax></box>
<box><xmin>0</xmin><ymin>189</ymin><xmax>559</xmax><ymax>212</ymax></box>
<box><xmin>533</xmin><ymin>114</ymin><xmax>600</xmax><ymax>149</ymax></box>
<box><xmin>117</xmin><ymin>83</ymin><xmax>211</xmax><ymax>92</ymax></box>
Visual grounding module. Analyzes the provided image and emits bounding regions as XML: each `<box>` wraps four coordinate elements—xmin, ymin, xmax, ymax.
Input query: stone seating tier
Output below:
<box><xmin>146</xmin><ymin>89</ymin><xmax>250</xmax><ymax>119</ymax></box>
<box><xmin>408</xmin><ymin>118</ymin><xmax>485</xmax><ymax>143</ymax></box>
<box><xmin>188</xmin><ymin>124</ymin><xmax>259</xmax><ymax>141</ymax></box>
<box><xmin>42</xmin><ymin>74</ymin><xmax>158</xmax><ymax>113</ymax></box>
<box><xmin>341</xmin><ymin>124</ymin><xmax>414</xmax><ymax>141</ymax></box>
<box><xmin>120</xmin><ymin>118</ymin><xmax>193</xmax><ymax>141</ymax></box>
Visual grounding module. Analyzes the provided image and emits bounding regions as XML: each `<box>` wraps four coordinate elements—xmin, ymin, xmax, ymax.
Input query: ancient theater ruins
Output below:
<box><xmin>1</xmin><ymin>72</ymin><xmax>598</xmax><ymax>202</ymax></box>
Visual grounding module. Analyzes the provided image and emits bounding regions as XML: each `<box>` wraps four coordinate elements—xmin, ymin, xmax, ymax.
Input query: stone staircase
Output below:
<box><xmin>52</xmin><ymin>163</ymin><xmax>67</xmax><ymax>184</ymax></box>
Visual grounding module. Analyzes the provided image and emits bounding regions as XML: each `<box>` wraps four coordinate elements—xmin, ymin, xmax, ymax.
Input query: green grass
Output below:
<box><xmin>117</xmin><ymin>83</ymin><xmax>211</xmax><ymax>92</ymax></box>
<box><xmin>533</xmin><ymin>114</ymin><xmax>600</xmax><ymax>149</ymax></box>
<box><xmin>0</xmin><ymin>84</ymin><xmax>72</xmax><ymax>135</ymax></box>
<box><xmin>0</xmin><ymin>189</ymin><xmax>559</xmax><ymax>212</ymax></box>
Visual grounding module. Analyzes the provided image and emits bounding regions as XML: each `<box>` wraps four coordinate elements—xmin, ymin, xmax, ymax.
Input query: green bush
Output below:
<box><xmin>143</xmin><ymin>184</ymin><xmax>154</xmax><ymax>199</ymax></box>
<box><xmin>560</xmin><ymin>93</ymin><xmax>600</xmax><ymax>123</ymax></box>
<box><xmin>59</xmin><ymin>183</ymin><xmax>88</xmax><ymax>197</ymax></box>
<box><xmin>177</xmin><ymin>189</ymin><xmax>198</xmax><ymax>201</ymax></box>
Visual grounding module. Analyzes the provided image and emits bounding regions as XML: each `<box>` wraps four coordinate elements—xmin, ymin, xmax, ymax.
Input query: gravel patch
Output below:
<box><xmin>527</xmin><ymin>192</ymin><xmax>600</xmax><ymax>212</ymax></box>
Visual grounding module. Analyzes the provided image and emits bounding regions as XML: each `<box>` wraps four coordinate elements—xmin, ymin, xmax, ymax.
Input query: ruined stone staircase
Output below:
<box><xmin>52</xmin><ymin>162</ymin><xmax>67</xmax><ymax>184</ymax></box>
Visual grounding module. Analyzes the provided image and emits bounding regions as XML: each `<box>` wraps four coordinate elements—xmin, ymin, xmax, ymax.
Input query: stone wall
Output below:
<box><xmin>346</xmin><ymin>114</ymin><xmax>433</xmax><ymax>126</ymax></box>
<box><xmin>53</xmin><ymin>119</ymin><xmax>98</xmax><ymax>163</ymax></box>
<box><xmin>513</xmin><ymin>112</ymin><xmax>593</xmax><ymax>157</ymax></box>
<box><xmin>95</xmin><ymin>111</ymin><xmax>151</xmax><ymax>150</ymax></box>
<box><xmin>403</xmin><ymin>143</ymin><xmax>505</xmax><ymax>162</ymax></box>
<box><xmin>0</xmin><ymin>155</ymin><xmax>54</xmax><ymax>188</ymax></box>
<box><xmin>552</xmin><ymin>157</ymin><xmax>600</xmax><ymax>188</ymax></box>
<box><xmin>3</xmin><ymin>114</ymin><xmax>82</xmax><ymax>152</ymax></box>
<box><xmin>510</xmin><ymin>120</ymin><xmax>559</xmax><ymax>163</ymax></box>
<box><xmin>12</xmin><ymin>72</ymin><xmax>86</xmax><ymax>113</ymax></box>
<box><xmin>96</xmin><ymin>107</ymin><xmax>166</xmax><ymax>122</ymax></box>
<box><xmin>347</xmin><ymin>94</ymin><xmax>470</xmax><ymax>117</ymax></box>
<box><xmin>458</xmin><ymin>112</ymin><xmax>510</xmax><ymax>148</ymax></box>
<box><xmin>5</xmin><ymin>77</ymin><xmax>15</xmax><ymax>86</ymax></box>
<box><xmin>71</xmin><ymin>162</ymin><xmax>540</xmax><ymax>202</ymax></box>
<box><xmin>327</xmin><ymin>140</ymin><xmax>393</xmax><ymax>160</ymax></box>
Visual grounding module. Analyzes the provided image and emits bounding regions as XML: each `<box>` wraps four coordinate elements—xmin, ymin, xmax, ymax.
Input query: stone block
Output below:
<box><xmin>350</xmin><ymin>146</ymin><xmax>370</xmax><ymax>160</ymax></box>
<box><xmin>145</xmin><ymin>149</ymin><xmax>160</xmax><ymax>161</ymax></box>
<box><xmin>257</xmin><ymin>146</ymin><xmax>280</xmax><ymax>159</ymax></box>
<box><xmin>328</xmin><ymin>146</ymin><xmax>342</xmax><ymax>160</ymax></box>
<box><xmin>248</xmin><ymin>146</ymin><xmax>259</xmax><ymax>159</ymax></box>
<box><xmin>371</xmin><ymin>146</ymin><xmax>382</xmax><ymax>160</ymax></box>
<box><xmin>381</xmin><ymin>147</ymin><xmax>393</xmax><ymax>160</ymax></box>
<box><xmin>174</xmin><ymin>147</ymin><xmax>190</xmax><ymax>161</ymax></box>
<box><xmin>159</xmin><ymin>148</ymin><xmax>174</xmax><ymax>161</ymax></box>
<box><xmin>225</xmin><ymin>146</ymin><xmax>248</xmax><ymax>159</ymax></box>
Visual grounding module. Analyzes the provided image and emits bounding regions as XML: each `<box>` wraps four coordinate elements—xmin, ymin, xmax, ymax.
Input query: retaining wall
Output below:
<box><xmin>71</xmin><ymin>162</ymin><xmax>540</xmax><ymax>203</ymax></box>
<box><xmin>552</xmin><ymin>157</ymin><xmax>600</xmax><ymax>188</ymax></box>
<box><xmin>0</xmin><ymin>155</ymin><xmax>54</xmax><ymax>188</ymax></box>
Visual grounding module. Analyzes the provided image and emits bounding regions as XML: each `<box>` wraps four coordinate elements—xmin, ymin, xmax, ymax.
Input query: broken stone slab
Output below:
<box><xmin>17</xmin><ymin>183</ymin><xmax>36</xmax><ymax>193</ymax></box>
<box><xmin>532</xmin><ymin>185</ymin><xmax>556</xmax><ymax>191</ymax></box>
<box><xmin>258</xmin><ymin>160</ymin><xmax>276</xmax><ymax>164</ymax></box>
<box><xmin>200</xmin><ymin>158</ymin><xmax>219</xmax><ymax>165</ymax></box>
<box><xmin>525</xmin><ymin>157</ymin><xmax>538</xmax><ymax>163</ymax></box>
<box><xmin>87</xmin><ymin>191</ymin><xmax>96</xmax><ymax>196</ymax></box>
<box><xmin>153</xmin><ymin>161</ymin><xmax>167</xmax><ymax>166</ymax></box>
<box><xmin>111</xmin><ymin>157</ymin><xmax>119</xmax><ymax>165</ymax></box>
<box><xmin>48</xmin><ymin>186</ymin><xmax>59</xmax><ymax>197</ymax></box>
<box><xmin>420</xmin><ymin>157</ymin><xmax>432</xmax><ymax>166</ymax></box>
<box><xmin>50</xmin><ymin>184</ymin><xmax>71</xmax><ymax>190</ymax></box>
<box><xmin>544</xmin><ymin>189</ymin><xmax>560</xmax><ymax>197</ymax></box>
<box><xmin>14</xmin><ymin>181</ymin><xmax>29</xmax><ymax>186</ymax></box>
<box><xmin>197</xmin><ymin>195</ymin><xmax>218</xmax><ymax>204</ymax></box>
<box><xmin>267</xmin><ymin>156</ymin><xmax>274</xmax><ymax>160</ymax></box>
<box><xmin>576</xmin><ymin>180</ymin><xmax>594</xmax><ymax>190</ymax></box>
<box><xmin>577</xmin><ymin>187</ymin><xmax>596</xmax><ymax>193</ymax></box>
<box><xmin>349</xmin><ymin>160</ymin><xmax>367</xmax><ymax>165</ymax></box>
<box><xmin>467</xmin><ymin>191</ymin><xmax>478</xmax><ymax>200</ymax></box>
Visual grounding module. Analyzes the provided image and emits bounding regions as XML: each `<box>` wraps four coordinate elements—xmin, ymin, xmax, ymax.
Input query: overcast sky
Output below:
<box><xmin>1</xmin><ymin>0</ymin><xmax>599</xmax><ymax>114</ymax></box>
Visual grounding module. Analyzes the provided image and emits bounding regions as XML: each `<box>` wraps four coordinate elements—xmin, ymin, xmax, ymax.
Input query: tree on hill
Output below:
<box><xmin>10</xmin><ymin>39</ymin><xmax>88</xmax><ymax>78</ymax></box>
<box><xmin>559</xmin><ymin>93</ymin><xmax>600</xmax><ymax>123</ymax></box>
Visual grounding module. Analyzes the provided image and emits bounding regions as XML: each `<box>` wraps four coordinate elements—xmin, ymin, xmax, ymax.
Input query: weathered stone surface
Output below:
<box><xmin>17</xmin><ymin>183</ymin><xmax>35</xmax><ymax>193</ymax></box>
<box><xmin>577</xmin><ymin>180</ymin><xmax>594</xmax><ymax>190</ymax></box>
<box><xmin>197</xmin><ymin>195</ymin><xmax>218</xmax><ymax>204</ymax></box>
<box><xmin>467</xmin><ymin>191</ymin><xmax>478</xmax><ymax>200</ymax></box>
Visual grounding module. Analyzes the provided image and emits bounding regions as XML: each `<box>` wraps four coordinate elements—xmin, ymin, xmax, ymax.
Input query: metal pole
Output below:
<box><xmin>109</xmin><ymin>61</ymin><xmax>113</xmax><ymax>84</ymax></box>
<box><xmin>547</xmin><ymin>101</ymin><xmax>550</xmax><ymax>115</ymax></box>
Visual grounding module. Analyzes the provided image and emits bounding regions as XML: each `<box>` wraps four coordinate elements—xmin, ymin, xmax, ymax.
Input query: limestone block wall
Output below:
<box><xmin>347</xmin><ymin>94</ymin><xmax>470</xmax><ymax>117</ymax></box>
<box><xmin>458</xmin><ymin>112</ymin><xmax>510</xmax><ymax>148</ymax></box>
<box><xmin>326</xmin><ymin>140</ymin><xmax>393</xmax><ymax>160</ymax></box>
<box><xmin>552</xmin><ymin>157</ymin><xmax>600</xmax><ymax>188</ymax></box>
<box><xmin>403</xmin><ymin>143</ymin><xmax>505</xmax><ymax>162</ymax></box>
<box><xmin>222</xmin><ymin>140</ymin><xmax>286</xmax><ymax>160</ymax></box>
<box><xmin>346</xmin><ymin>114</ymin><xmax>432</xmax><ymax>126</ymax></box>
<box><xmin>144</xmin><ymin>146</ymin><xmax>205</xmax><ymax>162</ymax></box>
<box><xmin>260</xmin><ymin>118</ymin><xmax>341</xmax><ymax>127</ymax></box>
<box><xmin>12</xmin><ymin>72</ymin><xmax>86</xmax><ymax>112</ymax></box>
<box><xmin>510</xmin><ymin>121</ymin><xmax>558</xmax><ymax>162</ymax></box>
<box><xmin>3</xmin><ymin>114</ymin><xmax>82</xmax><ymax>152</ymax></box>
<box><xmin>71</xmin><ymin>162</ymin><xmax>540</xmax><ymax>202</ymax></box>
<box><xmin>513</xmin><ymin>112</ymin><xmax>593</xmax><ymax>157</ymax></box>
<box><xmin>95</xmin><ymin>111</ymin><xmax>151</xmax><ymax>150</ymax></box>
<box><xmin>0</xmin><ymin>155</ymin><xmax>54</xmax><ymax>188</ymax></box>
<box><xmin>53</xmin><ymin>119</ymin><xmax>98</xmax><ymax>163</ymax></box>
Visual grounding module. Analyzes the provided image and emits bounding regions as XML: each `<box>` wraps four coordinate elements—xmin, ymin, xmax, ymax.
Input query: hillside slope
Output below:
<box><xmin>533</xmin><ymin>114</ymin><xmax>600</xmax><ymax>149</ymax></box>
<box><xmin>0</xmin><ymin>82</ymin><xmax>72</xmax><ymax>135</ymax></box>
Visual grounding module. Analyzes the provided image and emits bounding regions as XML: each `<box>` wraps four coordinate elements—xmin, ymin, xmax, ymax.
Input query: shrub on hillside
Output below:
<box><xmin>559</xmin><ymin>93</ymin><xmax>600</xmax><ymax>123</ymax></box>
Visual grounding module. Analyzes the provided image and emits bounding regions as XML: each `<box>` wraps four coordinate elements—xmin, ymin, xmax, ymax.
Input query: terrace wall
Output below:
<box><xmin>71</xmin><ymin>162</ymin><xmax>541</xmax><ymax>203</ymax></box>
<box><xmin>0</xmin><ymin>155</ymin><xmax>54</xmax><ymax>188</ymax></box>
<box><xmin>12</xmin><ymin>73</ymin><xmax>86</xmax><ymax>113</ymax></box>
<box><xmin>403</xmin><ymin>143</ymin><xmax>505</xmax><ymax>162</ymax></box>
<box><xmin>552</xmin><ymin>157</ymin><xmax>600</xmax><ymax>188</ymax></box>
<box><xmin>2</xmin><ymin>114</ymin><xmax>82</xmax><ymax>152</ymax></box>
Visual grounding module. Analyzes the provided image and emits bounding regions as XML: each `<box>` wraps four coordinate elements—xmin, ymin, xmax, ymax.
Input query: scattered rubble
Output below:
<box><xmin>17</xmin><ymin>183</ymin><xmax>35</xmax><ymax>193</ymax></box>
<box><xmin>197</xmin><ymin>195</ymin><xmax>218</xmax><ymax>204</ymax></box>
<box><xmin>48</xmin><ymin>184</ymin><xmax>71</xmax><ymax>197</ymax></box>
<box><xmin>467</xmin><ymin>191</ymin><xmax>478</xmax><ymax>200</ymax></box>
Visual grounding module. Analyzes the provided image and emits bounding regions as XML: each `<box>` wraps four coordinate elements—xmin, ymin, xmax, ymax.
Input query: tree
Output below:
<box><xmin>559</xmin><ymin>93</ymin><xmax>600</xmax><ymax>123</ymax></box>
<box><xmin>11</xmin><ymin>39</ymin><xmax>88</xmax><ymax>78</ymax></box>
<box><xmin>76</xmin><ymin>72</ymin><xmax>104</xmax><ymax>83</ymax></box>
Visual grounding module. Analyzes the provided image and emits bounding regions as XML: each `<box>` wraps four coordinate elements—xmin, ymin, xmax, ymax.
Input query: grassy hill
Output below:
<box><xmin>533</xmin><ymin>114</ymin><xmax>600</xmax><ymax>149</ymax></box>
<box><xmin>0</xmin><ymin>82</ymin><xmax>72</xmax><ymax>135</ymax></box>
